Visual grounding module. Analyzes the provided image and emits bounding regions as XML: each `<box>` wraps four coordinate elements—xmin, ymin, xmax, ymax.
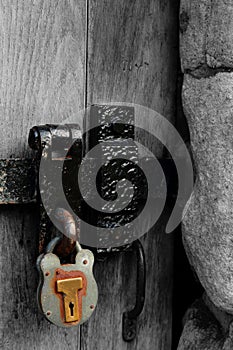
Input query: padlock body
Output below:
<box><xmin>37</xmin><ymin>249</ymin><xmax>98</xmax><ymax>327</ymax></box>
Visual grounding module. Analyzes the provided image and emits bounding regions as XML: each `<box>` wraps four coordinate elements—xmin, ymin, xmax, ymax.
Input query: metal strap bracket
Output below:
<box><xmin>0</xmin><ymin>158</ymin><xmax>37</xmax><ymax>204</ymax></box>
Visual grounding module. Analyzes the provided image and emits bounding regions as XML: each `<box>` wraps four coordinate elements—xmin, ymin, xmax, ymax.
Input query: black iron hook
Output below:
<box><xmin>122</xmin><ymin>239</ymin><xmax>146</xmax><ymax>342</ymax></box>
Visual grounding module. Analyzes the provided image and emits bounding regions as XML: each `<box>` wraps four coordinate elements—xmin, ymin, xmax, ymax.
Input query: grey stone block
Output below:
<box><xmin>180</xmin><ymin>0</ymin><xmax>233</xmax><ymax>70</ymax></box>
<box><xmin>180</xmin><ymin>0</ymin><xmax>211</xmax><ymax>71</ymax></box>
<box><xmin>182</xmin><ymin>72</ymin><xmax>233</xmax><ymax>313</ymax></box>
<box><xmin>177</xmin><ymin>297</ymin><xmax>233</xmax><ymax>350</ymax></box>
<box><xmin>207</xmin><ymin>0</ymin><xmax>233</xmax><ymax>68</ymax></box>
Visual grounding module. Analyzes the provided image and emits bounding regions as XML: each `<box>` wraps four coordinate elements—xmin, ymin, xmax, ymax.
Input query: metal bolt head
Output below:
<box><xmin>28</xmin><ymin>127</ymin><xmax>41</xmax><ymax>150</ymax></box>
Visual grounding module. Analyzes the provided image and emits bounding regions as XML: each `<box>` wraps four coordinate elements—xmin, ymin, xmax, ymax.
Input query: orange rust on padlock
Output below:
<box><xmin>50</xmin><ymin>268</ymin><xmax>87</xmax><ymax>324</ymax></box>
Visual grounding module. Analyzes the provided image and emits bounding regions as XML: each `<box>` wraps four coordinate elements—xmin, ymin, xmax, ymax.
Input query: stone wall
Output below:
<box><xmin>178</xmin><ymin>1</ymin><xmax>233</xmax><ymax>349</ymax></box>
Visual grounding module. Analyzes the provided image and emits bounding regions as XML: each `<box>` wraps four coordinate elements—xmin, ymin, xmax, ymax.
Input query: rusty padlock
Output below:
<box><xmin>37</xmin><ymin>237</ymin><xmax>98</xmax><ymax>327</ymax></box>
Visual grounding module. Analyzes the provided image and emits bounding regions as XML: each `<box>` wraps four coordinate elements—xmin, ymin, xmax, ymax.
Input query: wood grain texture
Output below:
<box><xmin>0</xmin><ymin>0</ymin><xmax>85</xmax><ymax>158</ymax></box>
<box><xmin>82</xmin><ymin>0</ymin><xmax>179</xmax><ymax>349</ymax></box>
<box><xmin>0</xmin><ymin>206</ymin><xmax>81</xmax><ymax>350</ymax></box>
<box><xmin>0</xmin><ymin>0</ymin><xmax>179</xmax><ymax>349</ymax></box>
<box><xmin>0</xmin><ymin>1</ymin><xmax>85</xmax><ymax>349</ymax></box>
<box><xmin>87</xmin><ymin>0</ymin><xmax>178</xmax><ymax>119</ymax></box>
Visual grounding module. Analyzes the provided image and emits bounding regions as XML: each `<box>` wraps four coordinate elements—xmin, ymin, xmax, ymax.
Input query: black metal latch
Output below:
<box><xmin>28</xmin><ymin>105</ymin><xmax>151</xmax><ymax>341</ymax></box>
<box><xmin>0</xmin><ymin>104</ymin><xmax>179</xmax><ymax>340</ymax></box>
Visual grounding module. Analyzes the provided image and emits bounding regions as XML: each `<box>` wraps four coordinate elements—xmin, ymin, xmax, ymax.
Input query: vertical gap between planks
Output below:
<box><xmin>80</xmin><ymin>0</ymin><xmax>89</xmax><ymax>347</ymax></box>
<box><xmin>84</xmin><ymin>0</ymin><xmax>89</xmax><ymax>110</ymax></box>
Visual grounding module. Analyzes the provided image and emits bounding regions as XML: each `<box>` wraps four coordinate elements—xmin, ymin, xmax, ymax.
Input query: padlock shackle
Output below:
<box><xmin>45</xmin><ymin>236</ymin><xmax>62</xmax><ymax>254</ymax></box>
<box><xmin>45</xmin><ymin>236</ymin><xmax>82</xmax><ymax>254</ymax></box>
<box><xmin>54</xmin><ymin>208</ymin><xmax>80</xmax><ymax>242</ymax></box>
<box><xmin>54</xmin><ymin>207</ymin><xmax>82</xmax><ymax>253</ymax></box>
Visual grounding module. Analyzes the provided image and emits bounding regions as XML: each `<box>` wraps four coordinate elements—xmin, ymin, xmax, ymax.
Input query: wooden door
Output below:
<box><xmin>0</xmin><ymin>1</ymin><xmax>179</xmax><ymax>349</ymax></box>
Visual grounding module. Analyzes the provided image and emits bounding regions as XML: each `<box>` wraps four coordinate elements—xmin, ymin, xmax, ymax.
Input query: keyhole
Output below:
<box><xmin>69</xmin><ymin>302</ymin><xmax>74</xmax><ymax>317</ymax></box>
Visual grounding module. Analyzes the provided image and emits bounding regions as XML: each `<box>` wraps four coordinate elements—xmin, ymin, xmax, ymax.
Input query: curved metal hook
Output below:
<box><xmin>122</xmin><ymin>239</ymin><xmax>146</xmax><ymax>342</ymax></box>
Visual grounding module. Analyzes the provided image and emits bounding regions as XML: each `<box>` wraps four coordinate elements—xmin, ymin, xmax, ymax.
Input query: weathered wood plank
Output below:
<box><xmin>0</xmin><ymin>1</ymin><xmax>85</xmax><ymax>348</ymax></box>
<box><xmin>0</xmin><ymin>0</ymin><xmax>86</xmax><ymax>158</ymax></box>
<box><xmin>0</xmin><ymin>0</ymin><xmax>179</xmax><ymax>348</ymax></box>
<box><xmin>81</xmin><ymin>0</ymin><xmax>179</xmax><ymax>349</ymax></box>
<box><xmin>0</xmin><ymin>206</ymin><xmax>82</xmax><ymax>350</ymax></box>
